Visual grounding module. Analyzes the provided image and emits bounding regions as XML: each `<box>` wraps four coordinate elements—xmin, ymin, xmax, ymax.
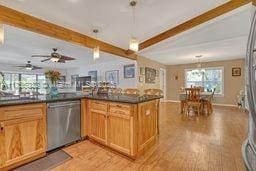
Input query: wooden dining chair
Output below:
<box><xmin>202</xmin><ymin>88</ymin><xmax>216</xmax><ymax>114</ymax></box>
<box><xmin>124</xmin><ymin>88</ymin><xmax>140</xmax><ymax>95</ymax></box>
<box><xmin>144</xmin><ymin>89</ymin><xmax>163</xmax><ymax>96</ymax></box>
<box><xmin>184</xmin><ymin>88</ymin><xmax>201</xmax><ymax>116</ymax></box>
<box><xmin>109</xmin><ymin>88</ymin><xmax>122</xmax><ymax>95</ymax></box>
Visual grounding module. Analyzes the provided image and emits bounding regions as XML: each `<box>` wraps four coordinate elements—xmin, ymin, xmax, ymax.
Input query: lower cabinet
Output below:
<box><xmin>90</xmin><ymin>109</ymin><xmax>107</xmax><ymax>144</ymax></box>
<box><xmin>87</xmin><ymin>100</ymin><xmax>158</xmax><ymax>158</ymax></box>
<box><xmin>0</xmin><ymin>103</ymin><xmax>46</xmax><ymax>170</ymax></box>
<box><xmin>108</xmin><ymin>112</ymin><xmax>133</xmax><ymax>155</ymax></box>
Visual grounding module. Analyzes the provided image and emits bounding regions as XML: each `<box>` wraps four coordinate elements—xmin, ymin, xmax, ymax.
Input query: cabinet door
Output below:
<box><xmin>0</xmin><ymin>104</ymin><xmax>46</xmax><ymax>169</ymax></box>
<box><xmin>90</xmin><ymin>109</ymin><xmax>107</xmax><ymax>144</ymax></box>
<box><xmin>108</xmin><ymin>113</ymin><xmax>133</xmax><ymax>155</ymax></box>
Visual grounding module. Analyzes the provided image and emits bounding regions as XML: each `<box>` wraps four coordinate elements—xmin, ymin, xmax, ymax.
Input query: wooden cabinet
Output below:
<box><xmin>89</xmin><ymin>101</ymin><xmax>108</xmax><ymax>144</ymax></box>
<box><xmin>86</xmin><ymin>99</ymin><xmax>158</xmax><ymax>158</ymax></box>
<box><xmin>0</xmin><ymin>103</ymin><xmax>46</xmax><ymax>170</ymax></box>
<box><xmin>108</xmin><ymin>110</ymin><xmax>134</xmax><ymax>155</ymax></box>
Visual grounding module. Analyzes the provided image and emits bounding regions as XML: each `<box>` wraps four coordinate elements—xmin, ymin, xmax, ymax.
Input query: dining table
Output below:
<box><xmin>179</xmin><ymin>91</ymin><xmax>213</xmax><ymax>113</ymax></box>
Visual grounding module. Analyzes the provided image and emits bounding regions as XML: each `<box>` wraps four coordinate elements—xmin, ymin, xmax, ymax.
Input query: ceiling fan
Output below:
<box><xmin>15</xmin><ymin>61</ymin><xmax>42</xmax><ymax>71</ymax></box>
<box><xmin>31</xmin><ymin>48</ymin><xmax>75</xmax><ymax>63</ymax></box>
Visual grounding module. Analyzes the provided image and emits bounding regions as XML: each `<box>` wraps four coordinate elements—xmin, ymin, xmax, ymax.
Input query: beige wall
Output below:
<box><xmin>166</xmin><ymin>59</ymin><xmax>245</xmax><ymax>105</ymax></box>
<box><xmin>136</xmin><ymin>56</ymin><xmax>167</xmax><ymax>93</ymax></box>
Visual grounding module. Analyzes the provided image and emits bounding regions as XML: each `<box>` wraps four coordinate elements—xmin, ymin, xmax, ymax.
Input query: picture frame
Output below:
<box><xmin>140</xmin><ymin>67</ymin><xmax>145</xmax><ymax>75</ymax></box>
<box><xmin>124</xmin><ymin>64</ymin><xmax>135</xmax><ymax>79</ymax></box>
<box><xmin>232</xmin><ymin>67</ymin><xmax>241</xmax><ymax>76</ymax></box>
<box><xmin>88</xmin><ymin>70</ymin><xmax>97</xmax><ymax>82</ymax></box>
<box><xmin>71</xmin><ymin>75</ymin><xmax>79</xmax><ymax>87</ymax></box>
<box><xmin>139</xmin><ymin>76</ymin><xmax>144</xmax><ymax>83</ymax></box>
<box><xmin>145</xmin><ymin>67</ymin><xmax>156</xmax><ymax>84</ymax></box>
<box><xmin>105</xmin><ymin>70</ymin><xmax>119</xmax><ymax>85</ymax></box>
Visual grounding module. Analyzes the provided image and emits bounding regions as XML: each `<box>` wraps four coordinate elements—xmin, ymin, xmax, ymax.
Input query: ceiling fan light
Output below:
<box><xmin>0</xmin><ymin>24</ymin><xmax>4</xmax><ymax>45</ymax></box>
<box><xmin>51</xmin><ymin>57</ymin><xmax>59</xmax><ymax>62</ymax></box>
<box><xmin>129</xmin><ymin>37</ymin><xmax>139</xmax><ymax>51</ymax></box>
<box><xmin>25</xmin><ymin>67</ymin><xmax>32</xmax><ymax>71</ymax></box>
<box><xmin>93</xmin><ymin>46</ymin><xmax>100</xmax><ymax>59</ymax></box>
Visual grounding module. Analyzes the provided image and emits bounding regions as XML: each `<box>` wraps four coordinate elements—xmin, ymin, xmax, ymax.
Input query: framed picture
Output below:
<box><xmin>88</xmin><ymin>70</ymin><xmax>97</xmax><ymax>82</ymax></box>
<box><xmin>71</xmin><ymin>75</ymin><xmax>79</xmax><ymax>87</ymax></box>
<box><xmin>105</xmin><ymin>70</ymin><xmax>119</xmax><ymax>85</ymax></box>
<box><xmin>232</xmin><ymin>67</ymin><xmax>241</xmax><ymax>76</ymax></box>
<box><xmin>139</xmin><ymin>76</ymin><xmax>144</xmax><ymax>83</ymax></box>
<box><xmin>145</xmin><ymin>67</ymin><xmax>156</xmax><ymax>84</ymax></box>
<box><xmin>124</xmin><ymin>64</ymin><xmax>135</xmax><ymax>79</ymax></box>
<box><xmin>140</xmin><ymin>67</ymin><xmax>145</xmax><ymax>75</ymax></box>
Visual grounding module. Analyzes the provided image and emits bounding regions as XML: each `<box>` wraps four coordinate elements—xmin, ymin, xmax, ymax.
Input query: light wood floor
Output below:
<box><xmin>53</xmin><ymin>102</ymin><xmax>248</xmax><ymax>171</ymax></box>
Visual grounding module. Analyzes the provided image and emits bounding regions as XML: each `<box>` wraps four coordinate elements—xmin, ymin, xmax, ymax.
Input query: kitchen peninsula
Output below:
<box><xmin>0</xmin><ymin>93</ymin><xmax>161</xmax><ymax>170</ymax></box>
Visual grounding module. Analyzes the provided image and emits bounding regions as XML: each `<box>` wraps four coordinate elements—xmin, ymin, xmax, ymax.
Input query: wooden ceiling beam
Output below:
<box><xmin>138</xmin><ymin>0</ymin><xmax>252</xmax><ymax>51</ymax></box>
<box><xmin>0</xmin><ymin>5</ymin><xmax>137</xmax><ymax>60</ymax></box>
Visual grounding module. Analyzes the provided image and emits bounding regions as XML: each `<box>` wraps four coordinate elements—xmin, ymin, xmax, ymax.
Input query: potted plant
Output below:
<box><xmin>45</xmin><ymin>70</ymin><xmax>61</xmax><ymax>95</ymax></box>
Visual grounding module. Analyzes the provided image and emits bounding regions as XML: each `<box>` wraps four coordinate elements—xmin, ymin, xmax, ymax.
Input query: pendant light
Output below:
<box><xmin>129</xmin><ymin>0</ymin><xmax>139</xmax><ymax>52</ymax></box>
<box><xmin>192</xmin><ymin>55</ymin><xmax>205</xmax><ymax>75</ymax></box>
<box><xmin>0</xmin><ymin>24</ymin><xmax>4</xmax><ymax>45</ymax></box>
<box><xmin>93</xmin><ymin>29</ymin><xmax>100</xmax><ymax>60</ymax></box>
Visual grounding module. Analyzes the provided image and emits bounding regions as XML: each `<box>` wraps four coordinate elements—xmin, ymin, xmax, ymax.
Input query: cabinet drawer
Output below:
<box><xmin>0</xmin><ymin>103</ymin><xmax>45</xmax><ymax>121</ymax></box>
<box><xmin>90</xmin><ymin>100</ymin><xmax>108</xmax><ymax>112</ymax></box>
<box><xmin>109</xmin><ymin>103</ymin><xmax>133</xmax><ymax>116</ymax></box>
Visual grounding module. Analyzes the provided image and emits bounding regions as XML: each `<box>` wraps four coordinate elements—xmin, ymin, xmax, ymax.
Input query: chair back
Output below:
<box><xmin>209</xmin><ymin>88</ymin><xmax>216</xmax><ymax>102</ymax></box>
<box><xmin>109</xmin><ymin>88</ymin><xmax>122</xmax><ymax>95</ymax></box>
<box><xmin>124</xmin><ymin>88</ymin><xmax>140</xmax><ymax>95</ymax></box>
<box><xmin>185</xmin><ymin>88</ymin><xmax>201</xmax><ymax>102</ymax></box>
<box><xmin>194</xmin><ymin>86</ymin><xmax>204</xmax><ymax>92</ymax></box>
<box><xmin>144</xmin><ymin>89</ymin><xmax>163</xmax><ymax>96</ymax></box>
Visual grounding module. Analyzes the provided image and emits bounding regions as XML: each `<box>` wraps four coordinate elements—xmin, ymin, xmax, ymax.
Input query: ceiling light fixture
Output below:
<box><xmin>129</xmin><ymin>0</ymin><xmax>139</xmax><ymax>52</ymax></box>
<box><xmin>93</xmin><ymin>29</ymin><xmax>100</xmax><ymax>60</ymax></box>
<box><xmin>0</xmin><ymin>24</ymin><xmax>4</xmax><ymax>45</ymax></box>
<box><xmin>50</xmin><ymin>57</ymin><xmax>60</xmax><ymax>62</ymax></box>
<box><xmin>192</xmin><ymin>55</ymin><xmax>205</xmax><ymax>75</ymax></box>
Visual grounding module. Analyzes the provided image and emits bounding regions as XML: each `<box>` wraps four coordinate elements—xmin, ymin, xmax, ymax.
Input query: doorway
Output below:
<box><xmin>159</xmin><ymin>68</ymin><xmax>166</xmax><ymax>101</ymax></box>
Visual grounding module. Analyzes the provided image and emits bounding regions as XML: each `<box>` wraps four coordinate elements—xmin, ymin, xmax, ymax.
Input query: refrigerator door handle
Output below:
<box><xmin>247</xmin><ymin>6</ymin><xmax>256</xmax><ymax>126</ymax></box>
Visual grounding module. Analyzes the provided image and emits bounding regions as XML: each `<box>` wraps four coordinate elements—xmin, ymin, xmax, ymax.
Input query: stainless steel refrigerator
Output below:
<box><xmin>243</xmin><ymin>6</ymin><xmax>256</xmax><ymax>171</ymax></box>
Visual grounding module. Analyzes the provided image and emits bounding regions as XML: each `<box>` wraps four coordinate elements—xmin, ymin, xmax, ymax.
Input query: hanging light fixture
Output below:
<box><xmin>192</xmin><ymin>55</ymin><xmax>205</xmax><ymax>75</ymax></box>
<box><xmin>93</xmin><ymin>29</ymin><xmax>100</xmax><ymax>60</ymax></box>
<box><xmin>129</xmin><ymin>0</ymin><xmax>139</xmax><ymax>52</ymax></box>
<box><xmin>0</xmin><ymin>24</ymin><xmax>4</xmax><ymax>45</ymax></box>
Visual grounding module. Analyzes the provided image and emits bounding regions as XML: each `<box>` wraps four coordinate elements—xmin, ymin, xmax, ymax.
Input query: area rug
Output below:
<box><xmin>14</xmin><ymin>150</ymin><xmax>72</xmax><ymax>171</ymax></box>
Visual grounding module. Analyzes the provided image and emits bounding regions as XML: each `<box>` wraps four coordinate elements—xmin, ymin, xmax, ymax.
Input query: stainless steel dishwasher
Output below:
<box><xmin>47</xmin><ymin>100</ymin><xmax>81</xmax><ymax>151</ymax></box>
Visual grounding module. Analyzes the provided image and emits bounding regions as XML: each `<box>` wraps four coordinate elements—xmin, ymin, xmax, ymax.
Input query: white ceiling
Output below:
<box><xmin>0</xmin><ymin>0</ymin><xmax>228</xmax><ymax>49</ymax></box>
<box><xmin>0</xmin><ymin>25</ymin><xmax>129</xmax><ymax>70</ymax></box>
<box><xmin>0</xmin><ymin>0</ymin><xmax>252</xmax><ymax>65</ymax></box>
<box><xmin>139</xmin><ymin>4</ymin><xmax>252</xmax><ymax>65</ymax></box>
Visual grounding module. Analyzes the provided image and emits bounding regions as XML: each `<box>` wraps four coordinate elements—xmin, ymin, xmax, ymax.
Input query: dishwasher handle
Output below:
<box><xmin>47</xmin><ymin>101</ymin><xmax>81</xmax><ymax>108</ymax></box>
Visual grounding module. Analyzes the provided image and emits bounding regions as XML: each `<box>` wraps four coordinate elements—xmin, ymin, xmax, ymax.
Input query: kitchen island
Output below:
<box><xmin>0</xmin><ymin>93</ymin><xmax>161</xmax><ymax>170</ymax></box>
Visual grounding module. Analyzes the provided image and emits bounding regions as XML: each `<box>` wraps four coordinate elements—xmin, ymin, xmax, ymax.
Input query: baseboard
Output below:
<box><xmin>212</xmin><ymin>103</ymin><xmax>237</xmax><ymax>107</ymax></box>
<box><xmin>163</xmin><ymin>100</ymin><xmax>237</xmax><ymax>107</ymax></box>
<box><xmin>164</xmin><ymin>100</ymin><xmax>180</xmax><ymax>103</ymax></box>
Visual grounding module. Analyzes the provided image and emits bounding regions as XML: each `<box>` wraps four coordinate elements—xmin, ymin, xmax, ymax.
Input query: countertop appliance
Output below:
<box><xmin>243</xmin><ymin>5</ymin><xmax>256</xmax><ymax>171</ymax></box>
<box><xmin>47</xmin><ymin>100</ymin><xmax>81</xmax><ymax>151</ymax></box>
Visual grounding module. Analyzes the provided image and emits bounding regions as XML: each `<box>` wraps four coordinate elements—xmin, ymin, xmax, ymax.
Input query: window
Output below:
<box><xmin>185</xmin><ymin>67</ymin><xmax>224</xmax><ymax>95</ymax></box>
<box><xmin>2</xmin><ymin>72</ymin><xmax>46</xmax><ymax>94</ymax></box>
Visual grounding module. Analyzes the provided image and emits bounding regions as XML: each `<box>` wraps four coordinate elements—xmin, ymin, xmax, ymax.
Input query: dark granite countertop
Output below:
<box><xmin>0</xmin><ymin>93</ymin><xmax>162</xmax><ymax>107</ymax></box>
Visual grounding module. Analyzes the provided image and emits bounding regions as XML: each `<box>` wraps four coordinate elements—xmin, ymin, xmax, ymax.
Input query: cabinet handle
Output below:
<box><xmin>0</xmin><ymin>122</ymin><xmax>4</xmax><ymax>131</ymax></box>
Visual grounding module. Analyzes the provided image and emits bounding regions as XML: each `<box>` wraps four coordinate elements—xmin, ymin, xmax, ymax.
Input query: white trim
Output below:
<box><xmin>212</xmin><ymin>103</ymin><xmax>237</xmax><ymax>107</ymax></box>
<box><xmin>163</xmin><ymin>100</ymin><xmax>237</xmax><ymax>107</ymax></box>
<box><xmin>159</xmin><ymin>68</ymin><xmax>167</xmax><ymax>101</ymax></box>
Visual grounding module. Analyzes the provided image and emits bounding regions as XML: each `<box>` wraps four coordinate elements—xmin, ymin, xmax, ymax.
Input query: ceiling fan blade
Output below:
<box><xmin>58</xmin><ymin>59</ymin><xmax>66</xmax><ymax>63</ymax></box>
<box><xmin>60</xmin><ymin>55</ymin><xmax>75</xmax><ymax>60</ymax></box>
<box><xmin>15</xmin><ymin>66</ymin><xmax>26</xmax><ymax>68</ymax></box>
<box><xmin>41</xmin><ymin>58</ymin><xmax>51</xmax><ymax>62</ymax></box>
<box><xmin>32</xmin><ymin>55</ymin><xmax>51</xmax><ymax>58</ymax></box>
<box><xmin>32</xmin><ymin>66</ymin><xmax>43</xmax><ymax>70</ymax></box>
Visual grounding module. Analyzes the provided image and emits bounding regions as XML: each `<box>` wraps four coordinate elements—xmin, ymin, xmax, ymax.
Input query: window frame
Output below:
<box><xmin>184</xmin><ymin>66</ymin><xmax>224</xmax><ymax>97</ymax></box>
